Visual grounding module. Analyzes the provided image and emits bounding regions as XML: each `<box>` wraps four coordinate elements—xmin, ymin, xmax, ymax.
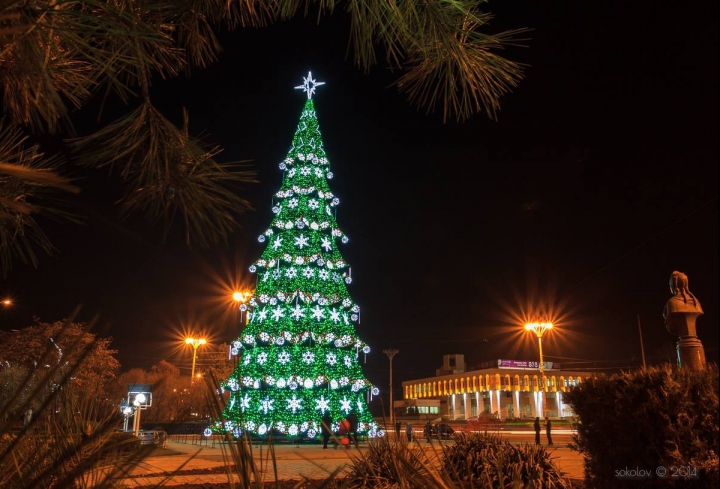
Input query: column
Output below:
<box><xmin>557</xmin><ymin>391</ymin><xmax>563</xmax><ymax>418</ymax></box>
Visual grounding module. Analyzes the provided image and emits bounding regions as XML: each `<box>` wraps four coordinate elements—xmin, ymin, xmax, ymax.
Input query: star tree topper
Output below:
<box><xmin>295</xmin><ymin>71</ymin><xmax>325</xmax><ymax>99</ymax></box>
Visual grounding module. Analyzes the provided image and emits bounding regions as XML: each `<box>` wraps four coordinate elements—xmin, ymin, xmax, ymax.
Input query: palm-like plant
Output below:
<box><xmin>0</xmin><ymin>122</ymin><xmax>77</xmax><ymax>273</ymax></box>
<box><xmin>1</xmin><ymin>0</ymin><xmax>528</xmax><ymax>276</ymax></box>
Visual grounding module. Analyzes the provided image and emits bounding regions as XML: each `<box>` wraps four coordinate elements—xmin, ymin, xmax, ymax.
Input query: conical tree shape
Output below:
<box><xmin>211</xmin><ymin>94</ymin><xmax>380</xmax><ymax>439</ymax></box>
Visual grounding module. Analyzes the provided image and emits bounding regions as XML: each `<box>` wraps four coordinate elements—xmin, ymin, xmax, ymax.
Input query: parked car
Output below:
<box><xmin>137</xmin><ymin>430</ymin><xmax>167</xmax><ymax>447</ymax></box>
<box><xmin>430</xmin><ymin>423</ymin><xmax>455</xmax><ymax>439</ymax></box>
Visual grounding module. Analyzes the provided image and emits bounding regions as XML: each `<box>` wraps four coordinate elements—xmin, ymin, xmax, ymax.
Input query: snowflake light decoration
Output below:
<box><xmin>286</xmin><ymin>395</ymin><xmax>303</xmax><ymax>413</ymax></box>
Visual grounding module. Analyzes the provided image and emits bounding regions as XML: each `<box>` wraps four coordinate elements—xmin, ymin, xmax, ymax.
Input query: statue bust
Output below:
<box><xmin>663</xmin><ymin>271</ymin><xmax>703</xmax><ymax>337</ymax></box>
<box><xmin>663</xmin><ymin>271</ymin><xmax>705</xmax><ymax>370</ymax></box>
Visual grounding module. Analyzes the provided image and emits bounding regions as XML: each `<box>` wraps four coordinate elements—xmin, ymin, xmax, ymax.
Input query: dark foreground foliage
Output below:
<box><xmin>0</xmin><ymin>318</ymin><xmax>151</xmax><ymax>489</ymax></box>
<box><xmin>342</xmin><ymin>436</ymin><xmax>441</xmax><ymax>488</ymax></box>
<box><xmin>564</xmin><ymin>364</ymin><xmax>719</xmax><ymax>489</ymax></box>
<box><xmin>333</xmin><ymin>433</ymin><xmax>572</xmax><ymax>489</ymax></box>
<box><xmin>442</xmin><ymin>432</ymin><xmax>571</xmax><ymax>489</ymax></box>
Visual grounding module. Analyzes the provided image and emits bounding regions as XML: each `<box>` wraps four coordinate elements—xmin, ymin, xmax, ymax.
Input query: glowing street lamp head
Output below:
<box><xmin>185</xmin><ymin>337</ymin><xmax>207</xmax><ymax>347</ymax></box>
<box><xmin>232</xmin><ymin>291</ymin><xmax>250</xmax><ymax>303</ymax></box>
<box><xmin>2</xmin><ymin>299</ymin><xmax>11</xmax><ymax>306</ymax></box>
<box><xmin>524</xmin><ymin>322</ymin><xmax>553</xmax><ymax>337</ymax></box>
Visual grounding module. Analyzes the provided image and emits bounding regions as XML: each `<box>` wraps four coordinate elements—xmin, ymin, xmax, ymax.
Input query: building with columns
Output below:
<box><xmin>399</xmin><ymin>354</ymin><xmax>594</xmax><ymax>420</ymax></box>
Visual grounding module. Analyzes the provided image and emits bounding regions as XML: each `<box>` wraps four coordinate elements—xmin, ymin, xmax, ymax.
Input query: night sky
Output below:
<box><xmin>1</xmin><ymin>1</ymin><xmax>718</xmax><ymax>400</ymax></box>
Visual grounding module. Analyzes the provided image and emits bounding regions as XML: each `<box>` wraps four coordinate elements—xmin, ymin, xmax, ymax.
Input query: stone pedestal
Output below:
<box><xmin>676</xmin><ymin>336</ymin><xmax>706</xmax><ymax>370</ymax></box>
<box><xmin>667</xmin><ymin>311</ymin><xmax>706</xmax><ymax>370</ymax></box>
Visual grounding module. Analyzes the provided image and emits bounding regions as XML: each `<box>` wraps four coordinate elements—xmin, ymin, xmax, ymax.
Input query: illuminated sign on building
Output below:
<box><xmin>497</xmin><ymin>359</ymin><xmax>558</xmax><ymax>370</ymax></box>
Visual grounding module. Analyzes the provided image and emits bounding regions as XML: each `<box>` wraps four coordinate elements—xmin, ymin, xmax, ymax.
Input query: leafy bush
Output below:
<box><xmin>564</xmin><ymin>364</ymin><xmax>719</xmax><ymax>489</ymax></box>
<box><xmin>441</xmin><ymin>432</ymin><xmax>571</xmax><ymax>488</ymax></box>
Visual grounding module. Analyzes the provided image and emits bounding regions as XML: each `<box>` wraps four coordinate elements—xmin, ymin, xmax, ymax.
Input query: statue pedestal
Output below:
<box><xmin>676</xmin><ymin>336</ymin><xmax>706</xmax><ymax>370</ymax></box>
<box><xmin>664</xmin><ymin>272</ymin><xmax>705</xmax><ymax>371</ymax></box>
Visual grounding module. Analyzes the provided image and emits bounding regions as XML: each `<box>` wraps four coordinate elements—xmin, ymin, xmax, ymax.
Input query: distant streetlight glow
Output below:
<box><xmin>2</xmin><ymin>299</ymin><xmax>11</xmax><ymax>306</ymax></box>
<box><xmin>524</xmin><ymin>322</ymin><xmax>553</xmax><ymax>418</ymax></box>
<box><xmin>185</xmin><ymin>337</ymin><xmax>207</xmax><ymax>384</ymax></box>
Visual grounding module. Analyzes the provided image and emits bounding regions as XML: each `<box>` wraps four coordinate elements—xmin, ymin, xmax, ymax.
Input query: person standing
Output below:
<box><xmin>23</xmin><ymin>408</ymin><xmax>33</xmax><ymax>428</ymax></box>
<box><xmin>395</xmin><ymin>421</ymin><xmax>401</xmax><ymax>439</ymax></box>
<box><xmin>321</xmin><ymin>413</ymin><xmax>332</xmax><ymax>449</ymax></box>
<box><xmin>545</xmin><ymin>417</ymin><xmax>553</xmax><ymax>445</ymax></box>
<box><xmin>339</xmin><ymin>418</ymin><xmax>351</xmax><ymax>449</ymax></box>
<box><xmin>405</xmin><ymin>422</ymin><xmax>413</xmax><ymax>442</ymax></box>
<box><xmin>347</xmin><ymin>412</ymin><xmax>359</xmax><ymax>446</ymax></box>
<box><xmin>424</xmin><ymin>420</ymin><xmax>432</xmax><ymax>442</ymax></box>
<box><xmin>533</xmin><ymin>417</ymin><xmax>541</xmax><ymax>445</ymax></box>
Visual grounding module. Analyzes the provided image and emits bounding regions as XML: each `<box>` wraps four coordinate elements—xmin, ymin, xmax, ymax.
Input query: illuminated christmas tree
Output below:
<box><xmin>210</xmin><ymin>73</ymin><xmax>381</xmax><ymax>440</ymax></box>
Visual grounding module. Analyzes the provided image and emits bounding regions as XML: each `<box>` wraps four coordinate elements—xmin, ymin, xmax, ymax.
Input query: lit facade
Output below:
<box><xmin>400</xmin><ymin>354</ymin><xmax>593</xmax><ymax>420</ymax></box>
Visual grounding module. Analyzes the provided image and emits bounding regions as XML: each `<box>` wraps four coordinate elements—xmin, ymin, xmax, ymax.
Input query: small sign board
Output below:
<box><xmin>497</xmin><ymin>359</ymin><xmax>557</xmax><ymax>370</ymax></box>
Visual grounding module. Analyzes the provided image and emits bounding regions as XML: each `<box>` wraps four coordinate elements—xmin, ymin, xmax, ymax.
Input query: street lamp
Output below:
<box><xmin>232</xmin><ymin>290</ymin><xmax>252</xmax><ymax>327</ymax></box>
<box><xmin>120</xmin><ymin>403</ymin><xmax>133</xmax><ymax>431</ymax></box>
<box><xmin>383</xmin><ymin>349</ymin><xmax>399</xmax><ymax>431</ymax></box>
<box><xmin>132</xmin><ymin>393</ymin><xmax>146</xmax><ymax>436</ymax></box>
<box><xmin>524</xmin><ymin>322</ymin><xmax>553</xmax><ymax>418</ymax></box>
<box><xmin>185</xmin><ymin>337</ymin><xmax>207</xmax><ymax>384</ymax></box>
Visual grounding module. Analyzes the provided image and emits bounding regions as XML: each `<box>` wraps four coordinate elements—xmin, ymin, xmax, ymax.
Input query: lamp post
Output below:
<box><xmin>120</xmin><ymin>403</ymin><xmax>132</xmax><ymax>431</ymax></box>
<box><xmin>383</xmin><ymin>349</ymin><xmax>399</xmax><ymax>431</ymax></box>
<box><xmin>524</xmin><ymin>322</ymin><xmax>553</xmax><ymax>418</ymax></box>
<box><xmin>185</xmin><ymin>337</ymin><xmax>207</xmax><ymax>384</ymax></box>
<box><xmin>132</xmin><ymin>393</ymin><xmax>147</xmax><ymax>436</ymax></box>
<box><xmin>232</xmin><ymin>291</ymin><xmax>252</xmax><ymax>328</ymax></box>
